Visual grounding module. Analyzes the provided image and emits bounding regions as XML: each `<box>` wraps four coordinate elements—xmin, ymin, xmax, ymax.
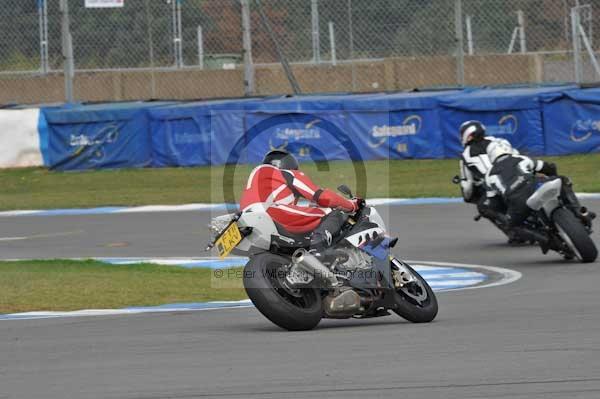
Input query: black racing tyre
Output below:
<box><xmin>243</xmin><ymin>253</ymin><xmax>323</xmax><ymax>331</ymax></box>
<box><xmin>391</xmin><ymin>261</ymin><xmax>438</xmax><ymax>323</ymax></box>
<box><xmin>553</xmin><ymin>208</ymin><xmax>598</xmax><ymax>263</ymax></box>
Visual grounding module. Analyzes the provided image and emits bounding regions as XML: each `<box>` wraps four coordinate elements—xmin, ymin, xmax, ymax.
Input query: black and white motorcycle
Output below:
<box><xmin>452</xmin><ymin>174</ymin><xmax>597</xmax><ymax>261</ymax></box>
<box><xmin>208</xmin><ymin>185</ymin><xmax>438</xmax><ymax>331</ymax></box>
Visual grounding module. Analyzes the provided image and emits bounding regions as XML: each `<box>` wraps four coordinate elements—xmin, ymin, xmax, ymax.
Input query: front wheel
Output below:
<box><xmin>553</xmin><ymin>208</ymin><xmax>598</xmax><ymax>263</ymax></box>
<box><xmin>243</xmin><ymin>253</ymin><xmax>323</xmax><ymax>331</ymax></box>
<box><xmin>391</xmin><ymin>260</ymin><xmax>438</xmax><ymax>323</ymax></box>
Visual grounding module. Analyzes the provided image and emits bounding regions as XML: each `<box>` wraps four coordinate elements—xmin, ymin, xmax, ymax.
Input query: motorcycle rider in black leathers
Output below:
<box><xmin>484</xmin><ymin>141</ymin><xmax>596</xmax><ymax>252</ymax></box>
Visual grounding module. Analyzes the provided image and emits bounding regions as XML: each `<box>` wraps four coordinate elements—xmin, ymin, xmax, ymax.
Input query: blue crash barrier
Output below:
<box><xmin>438</xmin><ymin>85</ymin><xmax>576</xmax><ymax>158</ymax></box>
<box><xmin>37</xmin><ymin>85</ymin><xmax>600</xmax><ymax>171</ymax></box>
<box><xmin>243</xmin><ymin>94</ymin><xmax>366</xmax><ymax>164</ymax></box>
<box><xmin>541</xmin><ymin>88</ymin><xmax>600</xmax><ymax>155</ymax></box>
<box><xmin>148</xmin><ymin>98</ymin><xmax>264</xmax><ymax>167</ymax></box>
<box><xmin>241</xmin><ymin>91</ymin><xmax>457</xmax><ymax>163</ymax></box>
<box><xmin>342</xmin><ymin>91</ymin><xmax>459</xmax><ymax>160</ymax></box>
<box><xmin>45</xmin><ymin>101</ymin><xmax>173</xmax><ymax>170</ymax></box>
<box><xmin>244</xmin><ymin>111</ymin><xmax>357</xmax><ymax>164</ymax></box>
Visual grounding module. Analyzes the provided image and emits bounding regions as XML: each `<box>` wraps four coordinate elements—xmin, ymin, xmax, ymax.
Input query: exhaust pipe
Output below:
<box><xmin>292</xmin><ymin>248</ymin><xmax>340</xmax><ymax>288</ymax></box>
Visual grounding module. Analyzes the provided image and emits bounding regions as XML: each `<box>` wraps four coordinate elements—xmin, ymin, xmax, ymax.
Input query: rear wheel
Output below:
<box><xmin>391</xmin><ymin>260</ymin><xmax>438</xmax><ymax>323</ymax></box>
<box><xmin>553</xmin><ymin>207</ymin><xmax>597</xmax><ymax>263</ymax></box>
<box><xmin>243</xmin><ymin>253</ymin><xmax>323</xmax><ymax>331</ymax></box>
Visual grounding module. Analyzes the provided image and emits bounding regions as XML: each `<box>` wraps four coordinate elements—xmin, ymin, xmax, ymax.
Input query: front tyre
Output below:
<box><xmin>391</xmin><ymin>261</ymin><xmax>438</xmax><ymax>323</ymax></box>
<box><xmin>553</xmin><ymin>208</ymin><xmax>598</xmax><ymax>263</ymax></box>
<box><xmin>243</xmin><ymin>253</ymin><xmax>323</xmax><ymax>331</ymax></box>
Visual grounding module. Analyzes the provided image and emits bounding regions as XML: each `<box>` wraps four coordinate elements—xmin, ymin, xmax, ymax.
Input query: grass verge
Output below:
<box><xmin>0</xmin><ymin>154</ymin><xmax>598</xmax><ymax>210</ymax></box>
<box><xmin>0</xmin><ymin>260</ymin><xmax>246</xmax><ymax>314</ymax></box>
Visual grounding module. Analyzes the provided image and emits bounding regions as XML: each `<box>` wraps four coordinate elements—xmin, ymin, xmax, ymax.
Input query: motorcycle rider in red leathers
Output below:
<box><xmin>239</xmin><ymin>149</ymin><xmax>360</xmax><ymax>251</ymax></box>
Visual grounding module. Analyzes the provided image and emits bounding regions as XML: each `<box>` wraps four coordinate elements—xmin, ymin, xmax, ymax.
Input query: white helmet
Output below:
<box><xmin>486</xmin><ymin>140</ymin><xmax>514</xmax><ymax>163</ymax></box>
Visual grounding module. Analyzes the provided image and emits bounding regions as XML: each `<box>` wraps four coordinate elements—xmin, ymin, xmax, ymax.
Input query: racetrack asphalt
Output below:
<box><xmin>1</xmin><ymin>199</ymin><xmax>600</xmax><ymax>399</ymax></box>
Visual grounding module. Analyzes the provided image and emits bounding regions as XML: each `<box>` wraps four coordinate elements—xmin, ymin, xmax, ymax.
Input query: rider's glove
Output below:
<box><xmin>351</xmin><ymin>198</ymin><xmax>365</xmax><ymax>212</ymax></box>
<box><xmin>545</xmin><ymin>162</ymin><xmax>558</xmax><ymax>176</ymax></box>
<box><xmin>537</xmin><ymin>161</ymin><xmax>558</xmax><ymax>176</ymax></box>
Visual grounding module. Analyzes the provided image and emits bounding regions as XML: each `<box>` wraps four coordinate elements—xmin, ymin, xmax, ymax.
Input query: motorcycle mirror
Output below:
<box><xmin>337</xmin><ymin>185</ymin><xmax>353</xmax><ymax>198</ymax></box>
<box><xmin>452</xmin><ymin>175</ymin><xmax>461</xmax><ymax>185</ymax></box>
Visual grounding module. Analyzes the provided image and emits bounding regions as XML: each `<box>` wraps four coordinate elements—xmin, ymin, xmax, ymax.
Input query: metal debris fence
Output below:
<box><xmin>0</xmin><ymin>0</ymin><xmax>599</xmax><ymax>104</ymax></box>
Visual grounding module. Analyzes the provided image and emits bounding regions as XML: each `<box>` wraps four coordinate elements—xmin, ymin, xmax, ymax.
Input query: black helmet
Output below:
<box><xmin>460</xmin><ymin>120</ymin><xmax>486</xmax><ymax>146</ymax></box>
<box><xmin>262</xmin><ymin>149</ymin><xmax>299</xmax><ymax>170</ymax></box>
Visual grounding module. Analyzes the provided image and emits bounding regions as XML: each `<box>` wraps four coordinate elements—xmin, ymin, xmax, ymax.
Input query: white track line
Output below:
<box><xmin>0</xmin><ymin>236</ymin><xmax>29</xmax><ymax>242</ymax></box>
<box><xmin>0</xmin><ymin>230</ymin><xmax>84</xmax><ymax>242</ymax></box>
<box><xmin>407</xmin><ymin>260</ymin><xmax>522</xmax><ymax>291</ymax></box>
<box><xmin>0</xmin><ymin>260</ymin><xmax>521</xmax><ymax>321</ymax></box>
<box><xmin>0</xmin><ymin>301</ymin><xmax>255</xmax><ymax>321</ymax></box>
<box><xmin>0</xmin><ymin>194</ymin><xmax>597</xmax><ymax>218</ymax></box>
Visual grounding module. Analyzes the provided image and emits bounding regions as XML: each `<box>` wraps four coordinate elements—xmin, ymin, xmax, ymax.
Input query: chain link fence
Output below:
<box><xmin>0</xmin><ymin>1</ymin><xmax>62</xmax><ymax>104</ymax></box>
<box><xmin>1</xmin><ymin>0</ymin><xmax>599</xmax><ymax>105</ymax></box>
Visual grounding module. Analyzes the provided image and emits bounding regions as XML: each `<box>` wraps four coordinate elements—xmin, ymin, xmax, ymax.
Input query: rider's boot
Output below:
<box><xmin>480</xmin><ymin>208</ymin><xmax>522</xmax><ymax>244</ymax></box>
<box><xmin>510</xmin><ymin>227</ymin><xmax>550</xmax><ymax>254</ymax></box>
<box><xmin>309</xmin><ymin>210</ymin><xmax>347</xmax><ymax>256</ymax></box>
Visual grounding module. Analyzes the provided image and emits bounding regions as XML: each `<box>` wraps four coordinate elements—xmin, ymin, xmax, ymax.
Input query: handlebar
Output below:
<box><xmin>355</xmin><ymin>197</ymin><xmax>366</xmax><ymax>210</ymax></box>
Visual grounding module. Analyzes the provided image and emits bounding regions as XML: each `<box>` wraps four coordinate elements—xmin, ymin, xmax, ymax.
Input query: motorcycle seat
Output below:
<box><xmin>274</xmin><ymin>222</ymin><xmax>312</xmax><ymax>241</ymax></box>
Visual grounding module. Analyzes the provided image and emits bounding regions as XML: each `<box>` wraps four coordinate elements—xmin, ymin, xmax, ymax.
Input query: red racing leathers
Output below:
<box><xmin>239</xmin><ymin>165</ymin><xmax>357</xmax><ymax>234</ymax></box>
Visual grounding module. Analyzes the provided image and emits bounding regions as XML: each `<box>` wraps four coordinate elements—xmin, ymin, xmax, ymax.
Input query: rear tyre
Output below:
<box><xmin>243</xmin><ymin>253</ymin><xmax>323</xmax><ymax>331</ymax></box>
<box><xmin>553</xmin><ymin>207</ymin><xmax>598</xmax><ymax>263</ymax></box>
<box><xmin>391</xmin><ymin>261</ymin><xmax>438</xmax><ymax>323</ymax></box>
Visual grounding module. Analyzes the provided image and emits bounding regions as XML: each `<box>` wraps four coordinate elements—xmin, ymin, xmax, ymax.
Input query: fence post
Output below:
<box><xmin>171</xmin><ymin>0</ymin><xmax>177</xmax><ymax>66</ymax></box>
<box><xmin>241</xmin><ymin>0</ymin><xmax>255</xmax><ymax>95</ymax></box>
<box><xmin>572</xmin><ymin>7</ymin><xmax>583</xmax><ymax>83</ymax></box>
<box><xmin>176</xmin><ymin>0</ymin><xmax>183</xmax><ymax>67</ymax></box>
<box><xmin>311</xmin><ymin>0</ymin><xmax>320</xmax><ymax>63</ymax></box>
<box><xmin>60</xmin><ymin>0</ymin><xmax>74</xmax><ymax>102</ymax></box>
<box><xmin>197</xmin><ymin>26</ymin><xmax>204</xmax><ymax>69</ymax></box>
<box><xmin>145</xmin><ymin>0</ymin><xmax>157</xmax><ymax>98</ymax></box>
<box><xmin>348</xmin><ymin>0</ymin><xmax>357</xmax><ymax>91</ymax></box>
<box><xmin>171</xmin><ymin>0</ymin><xmax>183</xmax><ymax>68</ymax></box>
<box><xmin>39</xmin><ymin>0</ymin><xmax>49</xmax><ymax>73</ymax></box>
<box><xmin>466</xmin><ymin>15</ymin><xmax>474</xmax><ymax>55</ymax></box>
<box><xmin>517</xmin><ymin>10</ymin><xmax>527</xmax><ymax>53</ymax></box>
<box><xmin>454</xmin><ymin>0</ymin><xmax>465</xmax><ymax>86</ymax></box>
<box><xmin>39</xmin><ymin>0</ymin><xmax>44</xmax><ymax>72</ymax></box>
<box><xmin>329</xmin><ymin>21</ymin><xmax>336</xmax><ymax>66</ymax></box>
